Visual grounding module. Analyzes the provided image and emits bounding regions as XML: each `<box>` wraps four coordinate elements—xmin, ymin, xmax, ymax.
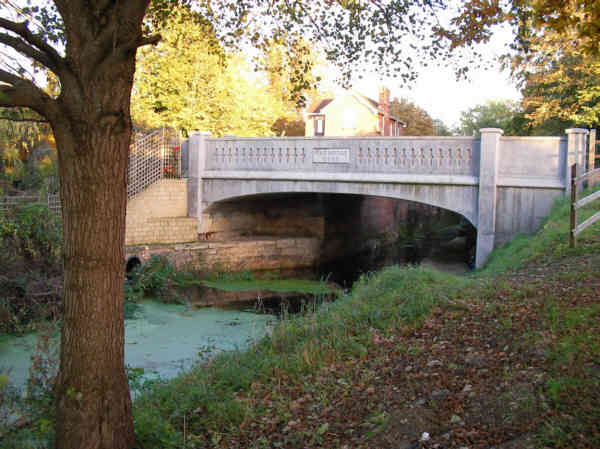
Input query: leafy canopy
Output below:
<box><xmin>456</xmin><ymin>99</ymin><xmax>525</xmax><ymax>136</ymax></box>
<box><xmin>390</xmin><ymin>98</ymin><xmax>435</xmax><ymax>136</ymax></box>
<box><xmin>507</xmin><ymin>10</ymin><xmax>600</xmax><ymax>131</ymax></box>
<box><xmin>132</xmin><ymin>6</ymin><xmax>290</xmax><ymax>136</ymax></box>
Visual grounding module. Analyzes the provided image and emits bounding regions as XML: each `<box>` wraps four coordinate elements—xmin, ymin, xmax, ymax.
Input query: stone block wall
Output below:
<box><xmin>200</xmin><ymin>194</ymin><xmax>326</xmax><ymax>240</ymax></box>
<box><xmin>126</xmin><ymin>237</ymin><xmax>320</xmax><ymax>272</ymax></box>
<box><xmin>126</xmin><ymin>179</ymin><xmax>197</xmax><ymax>245</ymax></box>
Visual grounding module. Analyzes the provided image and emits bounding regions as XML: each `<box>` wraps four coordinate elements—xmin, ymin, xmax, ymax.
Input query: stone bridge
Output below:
<box><xmin>182</xmin><ymin>128</ymin><xmax>590</xmax><ymax>268</ymax></box>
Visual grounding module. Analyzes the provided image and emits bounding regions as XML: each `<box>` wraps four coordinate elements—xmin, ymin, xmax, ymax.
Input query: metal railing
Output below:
<box><xmin>127</xmin><ymin>128</ymin><xmax>182</xmax><ymax>201</ymax></box>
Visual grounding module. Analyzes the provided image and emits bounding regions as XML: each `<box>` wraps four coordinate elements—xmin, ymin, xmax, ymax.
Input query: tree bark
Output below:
<box><xmin>52</xmin><ymin>116</ymin><xmax>135</xmax><ymax>449</ymax></box>
<box><xmin>50</xmin><ymin>22</ymin><xmax>141</xmax><ymax>445</ymax></box>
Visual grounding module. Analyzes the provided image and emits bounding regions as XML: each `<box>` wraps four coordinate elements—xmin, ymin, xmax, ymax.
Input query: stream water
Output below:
<box><xmin>0</xmin><ymin>301</ymin><xmax>271</xmax><ymax>390</ymax></box>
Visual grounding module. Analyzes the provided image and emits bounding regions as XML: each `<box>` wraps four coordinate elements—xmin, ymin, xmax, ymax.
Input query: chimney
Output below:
<box><xmin>378</xmin><ymin>87</ymin><xmax>391</xmax><ymax>136</ymax></box>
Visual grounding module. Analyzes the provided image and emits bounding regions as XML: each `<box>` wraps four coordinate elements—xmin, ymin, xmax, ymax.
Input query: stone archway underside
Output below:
<box><xmin>201</xmin><ymin>178</ymin><xmax>479</xmax><ymax>228</ymax></box>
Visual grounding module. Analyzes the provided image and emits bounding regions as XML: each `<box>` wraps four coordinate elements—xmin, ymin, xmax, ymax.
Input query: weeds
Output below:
<box><xmin>125</xmin><ymin>255</ymin><xmax>200</xmax><ymax>305</ymax></box>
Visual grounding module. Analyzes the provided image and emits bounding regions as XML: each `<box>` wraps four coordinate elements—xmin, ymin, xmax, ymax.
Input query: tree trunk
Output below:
<box><xmin>52</xmin><ymin>85</ymin><xmax>135</xmax><ymax>449</ymax></box>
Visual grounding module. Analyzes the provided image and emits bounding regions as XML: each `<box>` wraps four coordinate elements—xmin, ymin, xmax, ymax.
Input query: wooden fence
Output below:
<box><xmin>570</xmin><ymin>163</ymin><xmax>600</xmax><ymax>248</ymax></box>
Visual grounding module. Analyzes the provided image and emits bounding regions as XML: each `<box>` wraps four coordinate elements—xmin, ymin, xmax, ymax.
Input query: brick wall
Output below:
<box><xmin>125</xmin><ymin>179</ymin><xmax>197</xmax><ymax>245</ymax></box>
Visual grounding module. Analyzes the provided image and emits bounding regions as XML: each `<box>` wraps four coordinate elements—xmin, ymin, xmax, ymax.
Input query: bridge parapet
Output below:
<box><xmin>205</xmin><ymin>136</ymin><xmax>479</xmax><ymax>176</ymax></box>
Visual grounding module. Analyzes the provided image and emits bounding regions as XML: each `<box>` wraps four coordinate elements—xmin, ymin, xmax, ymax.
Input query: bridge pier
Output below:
<box><xmin>188</xmin><ymin>131</ymin><xmax>211</xmax><ymax>233</ymax></box>
<box><xmin>475</xmin><ymin>128</ymin><xmax>503</xmax><ymax>269</ymax></box>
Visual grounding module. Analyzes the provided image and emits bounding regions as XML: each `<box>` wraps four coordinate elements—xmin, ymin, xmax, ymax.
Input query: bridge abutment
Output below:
<box><xmin>475</xmin><ymin>128</ymin><xmax>503</xmax><ymax>268</ymax></box>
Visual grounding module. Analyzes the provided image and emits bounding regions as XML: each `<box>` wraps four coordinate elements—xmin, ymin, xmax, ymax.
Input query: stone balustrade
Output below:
<box><xmin>205</xmin><ymin>137</ymin><xmax>478</xmax><ymax>176</ymax></box>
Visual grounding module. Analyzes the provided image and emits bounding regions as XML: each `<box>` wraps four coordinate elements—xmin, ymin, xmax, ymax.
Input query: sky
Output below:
<box><xmin>333</xmin><ymin>24</ymin><xmax>522</xmax><ymax>129</ymax></box>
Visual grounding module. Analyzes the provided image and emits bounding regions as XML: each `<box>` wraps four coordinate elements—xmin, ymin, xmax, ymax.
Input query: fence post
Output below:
<box><xmin>588</xmin><ymin>129</ymin><xmax>598</xmax><ymax>188</ymax></box>
<box><xmin>475</xmin><ymin>128</ymin><xmax>503</xmax><ymax>268</ymax></box>
<box><xmin>588</xmin><ymin>129</ymin><xmax>596</xmax><ymax>171</ymax></box>
<box><xmin>565</xmin><ymin>128</ymin><xmax>588</xmax><ymax>194</ymax></box>
<box><xmin>569</xmin><ymin>164</ymin><xmax>577</xmax><ymax>248</ymax></box>
<box><xmin>188</xmin><ymin>131</ymin><xmax>211</xmax><ymax>232</ymax></box>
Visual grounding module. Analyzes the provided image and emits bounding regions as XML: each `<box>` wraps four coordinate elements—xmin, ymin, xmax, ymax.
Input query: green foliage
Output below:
<box><xmin>0</xmin><ymin>108</ymin><xmax>54</xmax><ymax>186</ymax></box>
<box><xmin>0</xmin><ymin>204</ymin><xmax>62</xmax><ymax>267</ymax></box>
<box><xmin>125</xmin><ymin>255</ymin><xmax>199</xmax><ymax>304</ymax></box>
<box><xmin>0</xmin><ymin>204</ymin><xmax>62</xmax><ymax>334</ymax></box>
<box><xmin>132</xmin><ymin>6</ymin><xmax>312</xmax><ymax>137</ymax></box>
<box><xmin>132</xmin><ymin>265</ymin><xmax>468</xmax><ymax>446</ymax></box>
<box><xmin>1</xmin><ymin>320</ymin><xmax>59</xmax><ymax>448</ymax></box>
<box><xmin>390</xmin><ymin>98</ymin><xmax>434</xmax><ymax>136</ymax></box>
<box><xmin>518</xmin><ymin>39</ymin><xmax>599</xmax><ymax>131</ymax></box>
<box><xmin>433</xmin><ymin>119</ymin><xmax>453</xmax><ymax>136</ymax></box>
<box><xmin>455</xmin><ymin>99</ymin><xmax>526</xmax><ymax>136</ymax></box>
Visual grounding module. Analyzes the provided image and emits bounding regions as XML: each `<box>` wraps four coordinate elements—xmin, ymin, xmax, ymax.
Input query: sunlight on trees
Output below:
<box><xmin>509</xmin><ymin>26</ymin><xmax>600</xmax><ymax>132</ymax></box>
<box><xmin>456</xmin><ymin>99</ymin><xmax>526</xmax><ymax>136</ymax></box>
<box><xmin>132</xmin><ymin>7</ymin><xmax>326</xmax><ymax>137</ymax></box>
<box><xmin>390</xmin><ymin>98</ymin><xmax>434</xmax><ymax>136</ymax></box>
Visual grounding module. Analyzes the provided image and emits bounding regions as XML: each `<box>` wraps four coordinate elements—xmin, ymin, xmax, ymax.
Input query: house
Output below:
<box><xmin>304</xmin><ymin>87</ymin><xmax>406</xmax><ymax>137</ymax></box>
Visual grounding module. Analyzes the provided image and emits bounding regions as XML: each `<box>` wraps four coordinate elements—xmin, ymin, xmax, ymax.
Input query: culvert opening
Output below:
<box><xmin>125</xmin><ymin>256</ymin><xmax>142</xmax><ymax>279</ymax></box>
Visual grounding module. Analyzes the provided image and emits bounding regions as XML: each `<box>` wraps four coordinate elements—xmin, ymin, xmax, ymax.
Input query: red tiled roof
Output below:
<box><xmin>306</xmin><ymin>98</ymin><xmax>333</xmax><ymax>114</ymax></box>
<box><xmin>356</xmin><ymin>93</ymin><xmax>379</xmax><ymax>110</ymax></box>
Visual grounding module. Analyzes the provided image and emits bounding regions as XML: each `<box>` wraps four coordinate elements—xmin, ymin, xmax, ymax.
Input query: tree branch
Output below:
<box><xmin>0</xmin><ymin>17</ymin><xmax>63</xmax><ymax>69</ymax></box>
<box><xmin>99</xmin><ymin>34</ymin><xmax>160</xmax><ymax>73</ymax></box>
<box><xmin>0</xmin><ymin>32</ymin><xmax>57</xmax><ymax>71</ymax></box>
<box><xmin>0</xmin><ymin>69</ymin><xmax>56</xmax><ymax>118</ymax></box>
<box><xmin>0</xmin><ymin>115</ymin><xmax>49</xmax><ymax>123</ymax></box>
<box><xmin>136</xmin><ymin>34</ymin><xmax>161</xmax><ymax>48</ymax></box>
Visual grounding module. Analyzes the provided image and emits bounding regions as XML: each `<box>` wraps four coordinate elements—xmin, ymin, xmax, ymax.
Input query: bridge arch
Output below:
<box><xmin>200</xmin><ymin>179</ymin><xmax>479</xmax><ymax>228</ymax></box>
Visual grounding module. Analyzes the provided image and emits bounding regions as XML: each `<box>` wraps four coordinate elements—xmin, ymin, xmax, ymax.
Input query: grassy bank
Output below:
<box><xmin>132</xmin><ymin>266</ymin><xmax>470</xmax><ymax>448</ymax></box>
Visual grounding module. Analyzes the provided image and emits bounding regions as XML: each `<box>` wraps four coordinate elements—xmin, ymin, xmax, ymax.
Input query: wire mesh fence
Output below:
<box><xmin>127</xmin><ymin>128</ymin><xmax>182</xmax><ymax>201</ymax></box>
<box><xmin>0</xmin><ymin>195</ymin><xmax>51</xmax><ymax>221</ymax></box>
<box><xmin>47</xmin><ymin>193</ymin><xmax>61</xmax><ymax>216</ymax></box>
<box><xmin>0</xmin><ymin>128</ymin><xmax>184</xmax><ymax>219</ymax></box>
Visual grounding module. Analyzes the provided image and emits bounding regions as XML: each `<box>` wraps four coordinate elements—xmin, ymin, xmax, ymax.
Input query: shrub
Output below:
<box><xmin>0</xmin><ymin>204</ymin><xmax>62</xmax><ymax>334</ymax></box>
<box><xmin>125</xmin><ymin>255</ymin><xmax>195</xmax><ymax>304</ymax></box>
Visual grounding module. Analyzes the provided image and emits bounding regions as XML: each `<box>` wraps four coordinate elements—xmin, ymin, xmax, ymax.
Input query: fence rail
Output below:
<box><xmin>0</xmin><ymin>194</ymin><xmax>61</xmax><ymax>220</ymax></box>
<box><xmin>569</xmin><ymin>163</ymin><xmax>600</xmax><ymax>247</ymax></box>
<box><xmin>0</xmin><ymin>195</ymin><xmax>40</xmax><ymax>213</ymax></box>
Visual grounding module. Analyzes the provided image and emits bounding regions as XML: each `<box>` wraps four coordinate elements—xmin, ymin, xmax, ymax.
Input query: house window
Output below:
<box><xmin>314</xmin><ymin>116</ymin><xmax>324</xmax><ymax>136</ymax></box>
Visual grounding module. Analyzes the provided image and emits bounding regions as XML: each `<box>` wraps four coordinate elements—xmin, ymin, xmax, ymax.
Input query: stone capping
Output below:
<box><xmin>206</xmin><ymin>136</ymin><xmax>480</xmax><ymax>142</ymax></box>
<box><xmin>565</xmin><ymin>128</ymin><xmax>589</xmax><ymax>134</ymax></box>
<box><xmin>201</xmin><ymin>170</ymin><xmax>479</xmax><ymax>186</ymax></box>
<box><xmin>501</xmin><ymin>136</ymin><xmax>565</xmax><ymax>141</ymax></box>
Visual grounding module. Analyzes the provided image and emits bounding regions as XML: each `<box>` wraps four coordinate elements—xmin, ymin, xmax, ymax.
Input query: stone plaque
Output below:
<box><xmin>313</xmin><ymin>148</ymin><xmax>350</xmax><ymax>164</ymax></box>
